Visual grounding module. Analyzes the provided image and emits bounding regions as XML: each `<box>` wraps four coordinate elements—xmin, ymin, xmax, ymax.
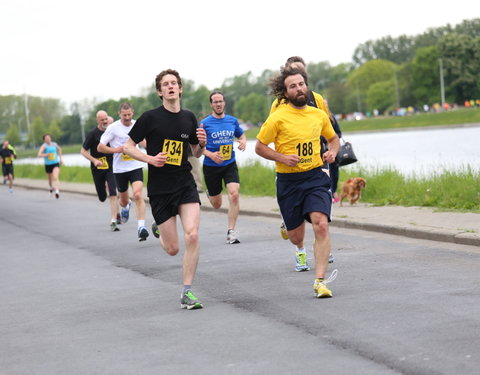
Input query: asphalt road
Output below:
<box><xmin>1</xmin><ymin>188</ymin><xmax>480</xmax><ymax>375</ymax></box>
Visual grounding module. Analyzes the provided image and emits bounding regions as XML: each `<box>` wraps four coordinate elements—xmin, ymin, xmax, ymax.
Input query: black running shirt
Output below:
<box><xmin>129</xmin><ymin>106</ymin><xmax>199</xmax><ymax>195</ymax></box>
<box><xmin>82</xmin><ymin>127</ymin><xmax>114</xmax><ymax>170</ymax></box>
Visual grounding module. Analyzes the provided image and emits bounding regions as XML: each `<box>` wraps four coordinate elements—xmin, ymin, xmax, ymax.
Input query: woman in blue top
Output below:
<box><xmin>37</xmin><ymin>133</ymin><xmax>63</xmax><ymax>198</ymax></box>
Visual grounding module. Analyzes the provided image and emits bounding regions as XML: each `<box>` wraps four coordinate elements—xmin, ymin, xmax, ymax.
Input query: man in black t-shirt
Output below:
<box><xmin>124</xmin><ymin>69</ymin><xmax>207</xmax><ymax>310</ymax></box>
<box><xmin>1</xmin><ymin>140</ymin><xmax>16</xmax><ymax>193</ymax></box>
<box><xmin>80</xmin><ymin>110</ymin><xmax>120</xmax><ymax>232</ymax></box>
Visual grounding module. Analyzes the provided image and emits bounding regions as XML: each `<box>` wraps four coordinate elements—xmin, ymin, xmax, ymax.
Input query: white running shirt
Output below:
<box><xmin>99</xmin><ymin>119</ymin><xmax>146</xmax><ymax>173</ymax></box>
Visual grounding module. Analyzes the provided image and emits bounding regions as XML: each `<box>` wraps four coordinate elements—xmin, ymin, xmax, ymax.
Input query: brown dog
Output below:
<box><xmin>339</xmin><ymin>178</ymin><xmax>367</xmax><ymax>206</ymax></box>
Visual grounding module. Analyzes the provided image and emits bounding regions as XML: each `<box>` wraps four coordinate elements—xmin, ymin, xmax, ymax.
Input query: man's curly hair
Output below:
<box><xmin>270</xmin><ymin>67</ymin><xmax>309</xmax><ymax>107</ymax></box>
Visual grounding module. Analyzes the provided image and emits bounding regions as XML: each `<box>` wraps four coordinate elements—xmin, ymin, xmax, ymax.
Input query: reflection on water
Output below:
<box><xmin>17</xmin><ymin>126</ymin><xmax>480</xmax><ymax>177</ymax></box>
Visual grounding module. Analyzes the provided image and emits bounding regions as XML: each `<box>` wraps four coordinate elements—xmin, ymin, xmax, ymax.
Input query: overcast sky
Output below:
<box><xmin>2</xmin><ymin>0</ymin><xmax>478</xmax><ymax>107</ymax></box>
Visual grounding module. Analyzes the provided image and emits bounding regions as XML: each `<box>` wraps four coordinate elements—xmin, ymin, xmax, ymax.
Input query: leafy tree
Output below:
<box><xmin>325</xmin><ymin>82</ymin><xmax>350</xmax><ymax>115</ymax></box>
<box><xmin>352</xmin><ymin>35</ymin><xmax>416</xmax><ymax>66</ymax></box>
<box><xmin>5</xmin><ymin>124</ymin><xmax>21</xmax><ymax>146</ymax></box>
<box><xmin>59</xmin><ymin>113</ymin><xmax>82</xmax><ymax>145</ymax></box>
<box><xmin>0</xmin><ymin>96</ymin><xmax>23</xmax><ymax>134</ymax></box>
<box><xmin>182</xmin><ymin>85</ymin><xmax>211</xmax><ymax>120</ymax></box>
<box><xmin>26</xmin><ymin>117</ymin><xmax>46</xmax><ymax>148</ymax></box>
<box><xmin>367</xmin><ymin>81</ymin><xmax>396</xmax><ymax>113</ymax></box>
<box><xmin>47</xmin><ymin>120</ymin><xmax>62</xmax><ymax>141</ymax></box>
<box><xmin>397</xmin><ymin>62</ymin><xmax>415</xmax><ymax>108</ymax></box>
<box><xmin>235</xmin><ymin>92</ymin><xmax>269</xmax><ymax>125</ymax></box>
<box><xmin>348</xmin><ymin>59</ymin><xmax>398</xmax><ymax>111</ymax></box>
<box><xmin>439</xmin><ymin>33</ymin><xmax>480</xmax><ymax>103</ymax></box>
<box><xmin>412</xmin><ymin>46</ymin><xmax>441</xmax><ymax>105</ymax></box>
<box><xmin>454</xmin><ymin>18</ymin><xmax>480</xmax><ymax>38</ymax></box>
<box><xmin>27</xmin><ymin>97</ymin><xmax>65</xmax><ymax>126</ymax></box>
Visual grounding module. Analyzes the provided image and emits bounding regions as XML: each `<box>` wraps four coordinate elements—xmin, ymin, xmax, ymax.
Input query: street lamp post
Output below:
<box><xmin>439</xmin><ymin>57</ymin><xmax>445</xmax><ymax>107</ymax></box>
<box><xmin>392</xmin><ymin>66</ymin><xmax>400</xmax><ymax>109</ymax></box>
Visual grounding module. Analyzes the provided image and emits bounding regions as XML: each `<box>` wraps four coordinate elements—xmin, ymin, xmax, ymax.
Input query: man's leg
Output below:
<box><xmin>157</xmin><ymin>216</ymin><xmax>180</xmax><ymax>256</ymax></box>
<box><xmin>131</xmin><ymin>180</ymin><xmax>148</xmax><ymax>241</ymax></box>
<box><xmin>226</xmin><ymin>182</ymin><xmax>240</xmax><ymax>231</ymax></box>
<box><xmin>109</xmin><ymin>195</ymin><xmax>119</xmax><ymax>221</ymax></box>
<box><xmin>287</xmin><ymin>222</ymin><xmax>310</xmax><ymax>271</ymax></box>
<box><xmin>287</xmin><ymin>223</ymin><xmax>305</xmax><ymax>252</ymax></box>
<box><xmin>118</xmin><ymin>190</ymin><xmax>130</xmax><ymax>208</ymax></box>
<box><xmin>178</xmin><ymin>203</ymin><xmax>201</xmax><ymax>286</ymax></box>
<box><xmin>208</xmin><ymin>193</ymin><xmax>222</xmax><ymax>209</ymax></box>
<box><xmin>7</xmin><ymin>173</ymin><xmax>13</xmax><ymax>190</ymax></box>
<box><xmin>309</xmin><ymin>212</ymin><xmax>331</xmax><ymax>279</ymax></box>
<box><xmin>131</xmin><ymin>180</ymin><xmax>145</xmax><ymax>221</ymax></box>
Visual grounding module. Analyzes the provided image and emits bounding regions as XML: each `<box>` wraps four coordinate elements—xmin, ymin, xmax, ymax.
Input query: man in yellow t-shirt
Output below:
<box><xmin>270</xmin><ymin>56</ymin><xmax>335</xmax><ymax>253</ymax></box>
<box><xmin>255</xmin><ymin>67</ymin><xmax>340</xmax><ymax>298</ymax></box>
<box><xmin>269</xmin><ymin>56</ymin><xmax>328</xmax><ymax>116</ymax></box>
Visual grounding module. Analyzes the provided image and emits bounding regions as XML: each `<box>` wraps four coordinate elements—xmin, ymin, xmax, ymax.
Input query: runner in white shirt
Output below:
<box><xmin>98</xmin><ymin>102</ymin><xmax>149</xmax><ymax>241</ymax></box>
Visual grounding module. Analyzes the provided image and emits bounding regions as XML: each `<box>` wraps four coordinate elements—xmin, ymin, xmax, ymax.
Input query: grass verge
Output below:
<box><xmin>14</xmin><ymin>162</ymin><xmax>480</xmax><ymax>212</ymax></box>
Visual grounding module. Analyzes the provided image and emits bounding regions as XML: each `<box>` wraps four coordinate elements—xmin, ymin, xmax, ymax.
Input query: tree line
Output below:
<box><xmin>1</xmin><ymin>18</ymin><xmax>479</xmax><ymax>148</ymax></box>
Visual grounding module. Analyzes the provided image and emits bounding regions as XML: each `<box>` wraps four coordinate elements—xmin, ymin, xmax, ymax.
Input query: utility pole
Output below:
<box><xmin>23</xmin><ymin>92</ymin><xmax>32</xmax><ymax>148</ymax></box>
<box><xmin>355</xmin><ymin>82</ymin><xmax>362</xmax><ymax>113</ymax></box>
<box><xmin>439</xmin><ymin>57</ymin><xmax>445</xmax><ymax>107</ymax></box>
<box><xmin>392</xmin><ymin>66</ymin><xmax>400</xmax><ymax>109</ymax></box>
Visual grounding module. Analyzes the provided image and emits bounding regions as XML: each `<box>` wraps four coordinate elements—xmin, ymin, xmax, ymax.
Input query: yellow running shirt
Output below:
<box><xmin>257</xmin><ymin>104</ymin><xmax>335</xmax><ymax>174</ymax></box>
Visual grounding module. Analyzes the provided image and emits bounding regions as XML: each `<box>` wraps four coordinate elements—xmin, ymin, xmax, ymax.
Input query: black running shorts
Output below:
<box><xmin>202</xmin><ymin>161</ymin><xmax>240</xmax><ymax>197</ymax></box>
<box><xmin>91</xmin><ymin>168</ymin><xmax>117</xmax><ymax>202</ymax></box>
<box><xmin>45</xmin><ymin>163</ymin><xmax>60</xmax><ymax>174</ymax></box>
<box><xmin>276</xmin><ymin>167</ymin><xmax>332</xmax><ymax>231</ymax></box>
<box><xmin>114</xmin><ymin>168</ymin><xmax>143</xmax><ymax>193</ymax></box>
<box><xmin>150</xmin><ymin>182</ymin><xmax>200</xmax><ymax>225</ymax></box>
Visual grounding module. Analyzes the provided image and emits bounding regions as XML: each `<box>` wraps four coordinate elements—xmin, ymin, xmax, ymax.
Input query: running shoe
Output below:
<box><xmin>226</xmin><ymin>229</ymin><xmax>240</xmax><ymax>244</ymax></box>
<box><xmin>138</xmin><ymin>226</ymin><xmax>149</xmax><ymax>241</ymax></box>
<box><xmin>8</xmin><ymin>188</ymin><xmax>13</xmax><ymax>193</ymax></box>
<box><xmin>110</xmin><ymin>222</ymin><xmax>120</xmax><ymax>232</ymax></box>
<box><xmin>295</xmin><ymin>251</ymin><xmax>310</xmax><ymax>272</ymax></box>
<box><xmin>280</xmin><ymin>222</ymin><xmax>289</xmax><ymax>240</ymax></box>
<box><xmin>313</xmin><ymin>269</ymin><xmax>338</xmax><ymax>298</ymax></box>
<box><xmin>49</xmin><ymin>188</ymin><xmax>54</xmax><ymax>196</ymax></box>
<box><xmin>180</xmin><ymin>290</ymin><xmax>203</xmax><ymax>310</ymax></box>
<box><xmin>55</xmin><ymin>190</ymin><xmax>59</xmax><ymax>199</ymax></box>
<box><xmin>151</xmin><ymin>221</ymin><xmax>160</xmax><ymax>238</ymax></box>
<box><xmin>120</xmin><ymin>200</ymin><xmax>131</xmax><ymax>224</ymax></box>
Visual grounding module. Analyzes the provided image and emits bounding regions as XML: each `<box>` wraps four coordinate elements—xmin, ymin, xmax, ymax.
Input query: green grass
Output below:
<box><xmin>14</xmin><ymin>164</ymin><xmax>95</xmax><ymax>183</ymax></box>
<box><xmin>238</xmin><ymin>161</ymin><xmax>277</xmax><ymax>196</ymax></box>
<box><xmin>17</xmin><ymin>144</ymin><xmax>83</xmax><ymax>158</ymax></box>
<box><xmin>339</xmin><ymin>108</ymin><xmax>480</xmax><ymax>133</ymax></box>
<box><xmin>245</xmin><ymin>107</ymin><xmax>480</xmax><ymax>138</ymax></box>
<box><xmin>14</xmin><ymin>164</ymin><xmax>148</xmax><ymax>184</ymax></box>
<box><xmin>339</xmin><ymin>165</ymin><xmax>480</xmax><ymax>211</ymax></box>
<box><xmin>14</xmin><ymin>163</ymin><xmax>480</xmax><ymax>211</ymax></box>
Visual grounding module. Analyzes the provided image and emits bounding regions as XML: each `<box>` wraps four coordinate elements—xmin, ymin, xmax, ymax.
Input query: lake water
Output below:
<box><xmin>17</xmin><ymin>126</ymin><xmax>480</xmax><ymax>177</ymax></box>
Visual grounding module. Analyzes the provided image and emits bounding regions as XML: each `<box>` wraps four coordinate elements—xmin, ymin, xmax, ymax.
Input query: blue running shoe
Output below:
<box><xmin>120</xmin><ymin>200</ymin><xmax>131</xmax><ymax>224</ymax></box>
<box><xmin>138</xmin><ymin>226</ymin><xmax>149</xmax><ymax>242</ymax></box>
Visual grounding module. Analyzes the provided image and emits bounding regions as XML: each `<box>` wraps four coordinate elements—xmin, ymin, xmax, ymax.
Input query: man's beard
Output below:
<box><xmin>288</xmin><ymin>92</ymin><xmax>308</xmax><ymax>107</ymax></box>
<box><xmin>213</xmin><ymin>109</ymin><xmax>224</xmax><ymax>116</ymax></box>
